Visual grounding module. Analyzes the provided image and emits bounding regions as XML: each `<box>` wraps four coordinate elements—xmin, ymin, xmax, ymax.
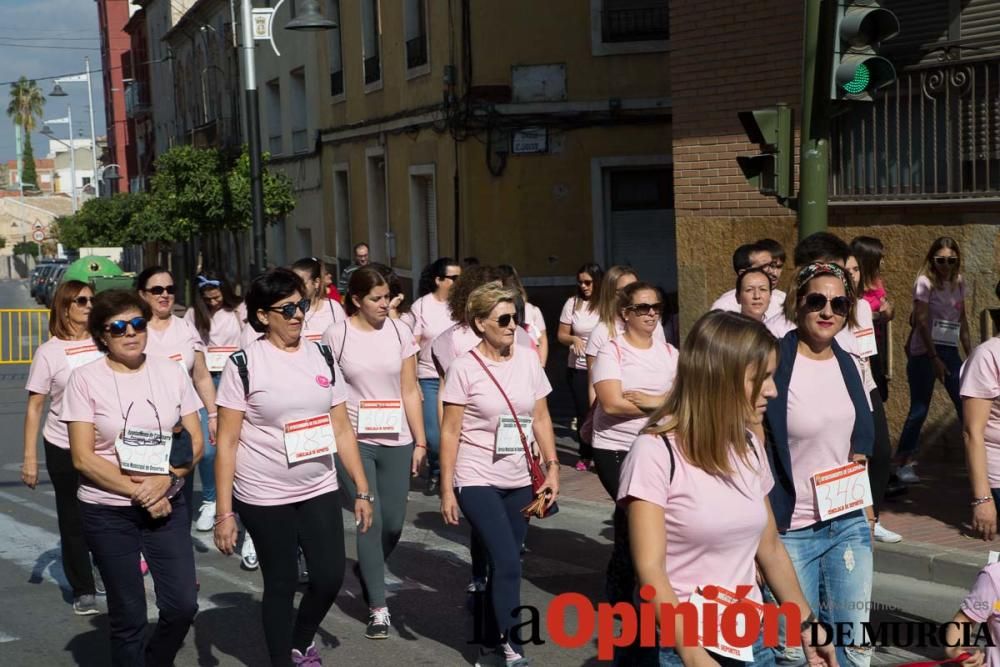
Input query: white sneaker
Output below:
<box><xmin>195</xmin><ymin>501</ymin><xmax>216</xmax><ymax>532</ymax></box>
<box><xmin>874</xmin><ymin>522</ymin><xmax>903</xmax><ymax>543</ymax></box>
<box><xmin>896</xmin><ymin>463</ymin><xmax>920</xmax><ymax>484</ymax></box>
<box><xmin>241</xmin><ymin>533</ymin><xmax>259</xmax><ymax>570</ymax></box>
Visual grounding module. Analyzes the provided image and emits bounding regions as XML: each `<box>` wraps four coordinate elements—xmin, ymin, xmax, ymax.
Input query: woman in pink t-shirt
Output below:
<box><xmin>619</xmin><ymin>310</ymin><xmax>833</xmax><ymax>667</ymax></box>
<box><xmin>557</xmin><ymin>263</ymin><xmax>603</xmax><ymax>471</ymax></box>
<box><xmin>945</xmin><ymin>562</ymin><xmax>1000</xmax><ymax>666</ymax></box>
<box><xmin>213</xmin><ymin>268</ymin><xmax>372</xmax><ymax>666</ymax></box>
<box><xmin>896</xmin><ymin>237</ymin><xmax>971</xmax><ymax>482</ymax></box>
<box><xmin>440</xmin><ymin>283</ymin><xmax>559</xmax><ymax>666</ymax></box>
<box><xmin>736</xmin><ymin>267</ymin><xmax>773</xmax><ymax>322</ymax></box>
<box><xmin>23</xmin><ymin>280</ymin><xmax>103</xmax><ymax>614</ymax></box>
<box><xmin>960</xmin><ymin>335</ymin><xmax>1000</xmax><ymax>541</ymax></box>
<box><xmin>64</xmin><ymin>289</ymin><xmax>203</xmax><ymax>666</ymax></box>
<box><xmin>323</xmin><ymin>265</ymin><xmax>426</xmax><ymax>641</ymax></box>
<box><xmin>291</xmin><ymin>256</ymin><xmax>347</xmax><ymax>342</ymax></box>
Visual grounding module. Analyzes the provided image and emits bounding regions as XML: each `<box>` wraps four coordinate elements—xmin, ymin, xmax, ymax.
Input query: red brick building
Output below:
<box><xmin>96</xmin><ymin>0</ymin><xmax>135</xmax><ymax>192</ymax></box>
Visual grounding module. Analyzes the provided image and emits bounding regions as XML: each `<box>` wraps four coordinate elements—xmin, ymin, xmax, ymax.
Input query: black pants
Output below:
<box><xmin>868</xmin><ymin>388</ymin><xmax>892</xmax><ymax>519</ymax></box>
<box><xmin>80</xmin><ymin>496</ymin><xmax>197</xmax><ymax>667</ymax></box>
<box><xmin>237</xmin><ymin>491</ymin><xmax>346</xmax><ymax>667</ymax></box>
<box><xmin>592</xmin><ymin>448</ymin><xmax>628</xmax><ymax>500</ymax></box>
<box><xmin>566</xmin><ymin>368</ymin><xmax>592</xmax><ymax>459</ymax></box>
<box><xmin>44</xmin><ymin>440</ymin><xmax>96</xmax><ymax>597</ymax></box>
<box><xmin>170</xmin><ymin>429</ymin><xmax>196</xmax><ymax>527</ymax></box>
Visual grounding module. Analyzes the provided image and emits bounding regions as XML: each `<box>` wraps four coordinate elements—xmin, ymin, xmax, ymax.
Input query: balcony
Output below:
<box><xmin>330</xmin><ymin>69</ymin><xmax>344</xmax><ymax>97</ymax></box>
<box><xmin>364</xmin><ymin>55</ymin><xmax>381</xmax><ymax>85</ymax></box>
<box><xmin>406</xmin><ymin>35</ymin><xmax>428</xmax><ymax>70</ymax></box>
<box><xmin>125</xmin><ymin>81</ymin><xmax>151</xmax><ymax>118</ymax></box>
<box><xmin>832</xmin><ymin>56</ymin><xmax>1000</xmax><ymax>203</ymax></box>
<box><xmin>601</xmin><ymin>4</ymin><xmax>669</xmax><ymax>43</ymax></box>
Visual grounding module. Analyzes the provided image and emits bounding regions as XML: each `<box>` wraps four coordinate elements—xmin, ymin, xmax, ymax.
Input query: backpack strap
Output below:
<box><xmin>314</xmin><ymin>342</ymin><xmax>337</xmax><ymax>385</ymax></box>
<box><xmin>659</xmin><ymin>433</ymin><xmax>676</xmax><ymax>484</ymax></box>
<box><xmin>336</xmin><ymin>323</ymin><xmax>349</xmax><ymax>364</ymax></box>
<box><xmin>229</xmin><ymin>349</ymin><xmax>250</xmax><ymax>398</ymax></box>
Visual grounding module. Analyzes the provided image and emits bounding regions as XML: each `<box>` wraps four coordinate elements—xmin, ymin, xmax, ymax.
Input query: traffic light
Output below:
<box><xmin>737</xmin><ymin>104</ymin><xmax>793</xmax><ymax>202</ymax></box>
<box><xmin>832</xmin><ymin>1</ymin><xmax>899</xmax><ymax>102</ymax></box>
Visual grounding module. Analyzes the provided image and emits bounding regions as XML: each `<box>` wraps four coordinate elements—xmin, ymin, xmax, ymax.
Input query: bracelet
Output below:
<box><xmin>207</xmin><ymin>413</ymin><xmax>218</xmax><ymax>419</ymax></box>
<box><xmin>414</xmin><ymin>443</ymin><xmax>427</xmax><ymax>449</ymax></box>
<box><xmin>214</xmin><ymin>512</ymin><xmax>237</xmax><ymax>526</ymax></box>
<box><xmin>544</xmin><ymin>459</ymin><xmax>560</xmax><ymax>470</ymax></box>
<box><xmin>972</xmin><ymin>496</ymin><xmax>994</xmax><ymax>507</ymax></box>
<box><xmin>356</xmin><ymin>492</ymin><xmax>375</xmax><ymax>503</ymax></box>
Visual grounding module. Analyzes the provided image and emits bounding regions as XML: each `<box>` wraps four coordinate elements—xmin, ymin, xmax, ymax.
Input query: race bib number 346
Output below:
<box><xmin>812</xmin><ymin>462</ymin><xmax>873</xmax><ymax>521</ymax></box>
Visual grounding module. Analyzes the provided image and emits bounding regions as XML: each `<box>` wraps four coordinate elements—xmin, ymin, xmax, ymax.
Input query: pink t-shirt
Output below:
<box><xmin>324</xmin><ymin>318</ymin><xmax>420</xmax><ymax>447</ymax></box>
<box><xmin>215</xmin><ymin>337</ymin><xmax>347</xmax><ymax>506</ymax></box>
<box><xmin>712</xmin><ymin>288</ymin><xmax>787</xmax><ymax>324</ymax></box>
<box><xmin>585</xmin><ymin>319</ymin><xmax>667</xmax><ymax>358</ymax></box>
<box><xmin>559</xmin><ymin>296</ymin><xmax>600</xmax><ymax>370</ymax></box>
<box><xmin>146</xmin><ymin>315</ymin><xmax>205</xmax><ymax>374</ymax></box>
<box><xmin>432</xmin><ymin>323</ymin><xmax>535</xmax><ymax>378</ymax></box>
<box><xmin>617</xmin><ymin>431</ymin><xmax>773</xmax><ymax>603</ymax></box>
<box><xmin>591</xmin><ymin>337</ymin><xmax>679</xmax><ymax>452</ymax></box>
<box><xmin>787</xmin><ymin>354</ymin><xmax>857</xmax><ymax>530</ymax></box>
<box><xmin>62</xmin><ymin>355</ymin><xmax>201</xmax><ymax>507</ymax></box>
<box><xmin>441</xmin><ymin>346</ymin><xmax>552</xmax><ymax>489</ymax></box>
<box><xmin>961</xmin><ymin>338</ymin><xmax>1000</xmax><ymax>489</ymax></box>
<box><xmin>25</xmin><ymin>338</ymin><xmax>105</xmax><ymax>449</ymax></box>
<box><xmin>303</xmin><ymin>298</ymin><xmax>346</xmax><ymax>342</ymax></box>
<box><xmin>184</xmin><ymin>306</ymin><xmax>244</xmax><ymax>348</ymax></box>
<box><xmin>909</xmin><ymin>274</ymin><xmax>965</xmax><ymax>356</ymax></box>
<box><xmin>861</xmin><ymin>279</ymin><xmax>886</xmax><ymax>315</ymax></box>
<box><xmin>524</xmin><ymin>303</ymin><xmax>547</xmax><ymax>346</ymax></box>
<box><xmin>961</xmin><ymin>563</ymin><xmax>1000</xmax><ymax>667</ymax></box>
<box><xmin>402</xmin><ymin>294</ymin><xmax>456</xmax><ymax>380</ymax></box>
<box><xmin>835</xmin><ymin>299</ymin><xmax>877</xmax><ymax>407</ymax></box>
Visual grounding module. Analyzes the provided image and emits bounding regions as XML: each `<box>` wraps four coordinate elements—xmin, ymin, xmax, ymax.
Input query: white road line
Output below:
<box><xmin>197</xmin><ymin>565</ymin><xmax>263</xmax><ymax>594</ymax></box>
<box><xmin>0</xmin><ymin>631</ymin><xmax>19</xmax><ymax>643</ymax></box>
<box><xmin>0</xmin><ymin>489</ymin><xmax>59</xmax><ymax>519</ymax></box>
<box><xmin>0</xmin><ymin>511</ymin><xmax>69</xmax><ymax>591</ymax></box>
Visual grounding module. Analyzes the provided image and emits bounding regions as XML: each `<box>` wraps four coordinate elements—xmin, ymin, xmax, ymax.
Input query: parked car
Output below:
<box><xmin>28</xmin><ymin>266</ymin><xmax>45</xmax><ymax>299</ymax></box>
<box><xmin>41</xmin><ymin>265</ymin><xmax>67</xmax><ymax>308</ymax></box>
<box><xmin>32</xmin><ymin>265</ymin><xmax>57</xmax><ymax>303</ymax></box>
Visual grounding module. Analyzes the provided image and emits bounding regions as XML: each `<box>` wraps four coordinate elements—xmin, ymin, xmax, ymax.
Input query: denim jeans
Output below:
<box><xmin>774</xmin><ymin>512</ymin><xmax>873</xmax><ymax>667</ymax></box>
<box><xmin>196</xmin><ymin>373</ymin><xmax>221</xmax><ymax>503</ymax></box>
<box><xmin>896</xmin><ymin>344</ymin><xmax>963</xmax><ymax>461</ymax></box>
<box><xmin>419</xmin><ymin>377</ymin><xmax>441</xmax><ymax>478</ymax></box>
<box><xmin>657</xmin><ymin>631</ymin><xmax>775</xmax><ymax>667</ymax></box>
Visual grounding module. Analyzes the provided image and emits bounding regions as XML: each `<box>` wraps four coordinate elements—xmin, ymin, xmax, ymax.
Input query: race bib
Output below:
<box><xmin>931</xmin><ymin>319</ymin><xmax>960</xmax><ymax>347</ymax></box>
<box><xmin>205</xmin><ymin>346</ymin><xmax>238</xmax><ymax>373</ymax></box>
<box><xmin>283</xmin><ymin>414</ymin><xmax>336</xmax><ymax>463</ymax></box>
<box><xmin>65</xmin><ymin>343</ymin><xmax>103</xmax><ymax>370</ymax></box>
<box><xmin>853</xmin><ymin>327</ymin><xmax>877</xmax><ymax>359</ymax></box>
<box><xmin>687</xmin><ymin>586</ymin><xmax>763</xmax><ymax>662</ymax></box>
<box><xmin>115</xmin><ymin>427</ymin><xmax>172</xmax><ymax>474</ymax></box>
<box><xmin>168</xmin><ymin>352</ymin><xmax>188</xmax><ymax>372</ymax></box>
<box><xmin>358</xmin><ymin>399</ymin><xmax>403</xmax><ymax>435</ymax></box>
<box><xmin>812</xmin><ymin>462</ymin><xmax>873</xmax><ymax>521</ymax></box>
<box><xmin>496</xmin><ymin>415</ymin><xmax>533</xmax><ymax>455</ymax></box>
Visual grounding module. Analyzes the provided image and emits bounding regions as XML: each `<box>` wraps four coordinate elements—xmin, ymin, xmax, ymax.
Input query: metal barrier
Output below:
<box><xmin>0</xmin><ymin>309</ymin><xmax>50</xmax><ymax>365</ymax></box>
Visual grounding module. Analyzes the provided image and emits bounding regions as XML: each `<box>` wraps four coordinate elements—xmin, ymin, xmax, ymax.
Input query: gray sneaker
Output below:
<box><xmin>73</xmin><ymin>594</ymin><xmax>99</xmax><ymax>616</ymax></box>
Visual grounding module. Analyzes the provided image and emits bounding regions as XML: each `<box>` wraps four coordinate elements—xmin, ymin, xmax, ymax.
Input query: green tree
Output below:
<box><xmin>22</xmin><ymin>134</ymin><xmax>37</xmax><ymax>189</ymax></box>
<box><xmin>6</xmin><ymin>76</ymin><xmax>45</xmax><ymax>188</ymax></box>
<box><xmin>52</xmin><ymin>193</ymin><xmax>150</xmax><ymax>249</ymax></box>
<box><xmin>13</xmin><ymin>241</ymin><xmax>39</xmax><ymax>258</ymax></box>
<box><xmin>137</xmin><ymin>145</ymin><xmax>226</xmax><ymax>242</ymax></box>
<box><xmin>227</xmin><ymin>148</ymin><xmax>296</xmax><ymax>230</ymax></box>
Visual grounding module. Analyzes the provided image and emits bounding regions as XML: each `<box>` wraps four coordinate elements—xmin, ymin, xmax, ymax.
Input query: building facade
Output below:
<box><xmin>95</xmin><ymin>0</ymin><xmax>137</xmax><ymax>192</ymax></box>
<box><xmin>46</xmin><ymin>138</ymin><xmax>99</xmax><ymax>197</ymax></box>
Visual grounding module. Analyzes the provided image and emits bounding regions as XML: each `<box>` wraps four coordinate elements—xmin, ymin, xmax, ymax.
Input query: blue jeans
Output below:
<box><xmin>196</xmin><ymin>373</ymin><xmax>221</xmax><ymax>503</ymax></box>
<box><xmin>658</xmin><ymin>632</ymin><xmax>775</xmax><ymax>667</ymax></box>
<box><xmin>774</xmin><ymin>512</ymin><xmax>873</xmax><ymax>667</ymax></box>
<box><xmin>419</xmin><ymin>377</ymin><xmax>441</xmax><ymax>478</ymax></box>
<box><xmin>896</xmin><ymin>344</ymin><xmax>963</xmax><ymax>461</ymax></box>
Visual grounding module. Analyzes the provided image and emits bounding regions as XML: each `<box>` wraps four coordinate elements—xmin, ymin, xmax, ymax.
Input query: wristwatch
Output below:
<box><xmin>168</xmin><ymin>471</ymin><xmax>180</xmax><ymax>486</ymax></box>
<box><xmin>356</xmin><ymin>492</ymin><xmax>375</xmax><ymax>503</ymax></box>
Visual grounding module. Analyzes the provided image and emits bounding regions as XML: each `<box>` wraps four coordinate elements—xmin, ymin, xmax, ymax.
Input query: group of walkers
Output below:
<box><xmin>17</xmin><ymin>227</ymin><xmax>996</xmax><ymax>666</ymax></box>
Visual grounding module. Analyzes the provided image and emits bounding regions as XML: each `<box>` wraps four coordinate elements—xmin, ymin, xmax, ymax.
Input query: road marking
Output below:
<box><xmin>197</xmin><ymin>565</ymin><xmax>263</xmax><ymax>594</ymax></box>
<box><xmin>0</xmin><ymin>489</ymin><xmax>59</xmax><ymax>519</ymax></box>
<box><xmin>0</xmin><ymin>511</ymin><xmax>69</xmax><ymax>591</ymax></box>
<box><xmin>0</xmin><ymin>631</ymin><xmax>19</xmax><ymax>643</ymax></box>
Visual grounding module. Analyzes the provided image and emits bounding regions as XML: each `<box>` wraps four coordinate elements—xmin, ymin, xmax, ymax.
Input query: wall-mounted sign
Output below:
<box><xmin>511</xmin><ymin>127</ymin><xmax>548</xmax><ymax>154</ymax></box>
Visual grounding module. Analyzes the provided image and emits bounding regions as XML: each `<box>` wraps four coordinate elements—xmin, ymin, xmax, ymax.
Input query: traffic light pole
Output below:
<box><xmin>798</xmin><ymin>0</ymin><xmax>836</xmax><ymax>237</ymax></box>
<box><xmin>240</xmin><ymin>0</ymin><xmax>267</xmax><ymax>278</ymax></box>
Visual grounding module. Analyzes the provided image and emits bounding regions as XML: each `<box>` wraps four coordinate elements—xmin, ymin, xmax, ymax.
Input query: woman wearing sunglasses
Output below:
<box><xmin>439</xmin><ymin>283</ymin><xmax>559</xmax><ymax>667</ymax></box>
<box><xmin>557</xmin><ymin>262</ymin><xmax>603</xmax><ymax>472</ymax></box>
<box><xmin>736</xmin><ymin>267</ymin><xmax>773</xmax><ymax>323</ymax></box>
<box><xmin>137</xmin><ymin>267</ymin><xmax>218</xmax><ymax>528</ymax></box>
<box><xmin>183</xmin><ymin>270</ymin><xmax>246</xmax><ymax>533</ymax></box>
<box><xmin>22</xmin><ymin>280</ymin><xmax>104</xmax><ymax>615</ymax></box>
<box><xmin>63</xmin><ymin>289</ymin><xmax>203</xmax><ymax>666</ymax></box>
<box><xmin>895</xmin><ymin>237</ymin><xmax>971</xmax><ymax>483</ymax></box>
<box><xmin>765</xmin><ymin>262</ymin><xmax>875</xmax><ymax>667</ymax></box>
<box><xmin>401</xmin><ymin>257</ymin><xmax>462</xmax><ymax>493</ymax></box>
<box><xmin>213</xmin><ymin>268</ymin><xmax>372</xmax><ymax>666</ymax></box>
<box><xmin>323</xmin><ymin>265</ymin><xmax>425</xmax><ymax>640</ymax></box>
<box><xmin>291</xmin><ymin>257</ymin><xmax>347</xmax><ymax>342</ymax></box>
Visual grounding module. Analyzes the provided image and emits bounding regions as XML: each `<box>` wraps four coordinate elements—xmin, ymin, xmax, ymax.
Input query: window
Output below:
<box><xmin>404</xmin><ymin>0</ymin><xmax>429</xmax><ymax>74</ymax></box>
<box><xmin>328</xmin><ymin>0</ymin><xmax>344</xmax><ymax>97</ymax></box>
<box><xmin>362</xmin><ymin>0</ymin><xmax>382</xmax><ymax>89</ymax></box>
<box><xmin>290</xmin><ymin>69</ymin><xmax>308</xmax><ymax>153</ymax></box>
<box><xmin>265</xmin><ymin>79</ymin><xmax>282</xmax><ymax>155</ymax></box>
<box><xmin>408</xmin><ymin>165</ymin><xmax>437</xmax><ymax>286</ymax></box>
<box><xmin>591</xmin><ymin>0</ymin><xmax>669</xmax><ymax>56</ymax></box>
<box><xmin>332</xmin><ymin>165</ymin><xmax>352</xmax><ymax>269</ymax></box>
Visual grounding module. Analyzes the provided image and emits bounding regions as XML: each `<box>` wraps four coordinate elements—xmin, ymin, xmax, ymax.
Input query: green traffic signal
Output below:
<box><xmin>842</xmin><ymin>63</ymin><xmax>870</xmax><ymax>94</ymax></box>
<box><xmin>832</xmin><ymin>2</ymin><xmax>899</xmax><ymax>102</ymax></box>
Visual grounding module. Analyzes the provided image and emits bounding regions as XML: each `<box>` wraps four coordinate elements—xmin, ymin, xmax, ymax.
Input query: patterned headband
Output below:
<box><xmin>795</xmin><ymin>262</ymin><xmax>849</xmax><ymax>292</ymax></box>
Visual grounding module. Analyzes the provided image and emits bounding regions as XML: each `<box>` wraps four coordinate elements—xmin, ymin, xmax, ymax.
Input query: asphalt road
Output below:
<box><xmin>0</xmin><ymin>279</ymin><xmax>973</xmax><ymax>666</ymax></box>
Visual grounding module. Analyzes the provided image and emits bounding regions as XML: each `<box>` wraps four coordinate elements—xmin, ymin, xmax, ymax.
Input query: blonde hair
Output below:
<box><xmin>595</xmin><ymin>265</ymin><xmax>638</xmax><ymax>335</ymax></box>
<box><xmin>920</xmin><ymin>236</ymin><xmax>962</xmax><ymax>290</ymax></box>
<box><xmin>466</xmin><ymin>283</ymin><xmax>518</xmax><ymax>335</ymax></box>
<box><xmin>645</xmin><ymin>310</ymin><xmax>777</xmax><ymax>476</ymax></box>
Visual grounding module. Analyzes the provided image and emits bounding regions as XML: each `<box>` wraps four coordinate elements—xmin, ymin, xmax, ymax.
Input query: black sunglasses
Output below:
<box><xmin>803</xmin><ymin>293</ymin><xmax>851</xmax><ymax>317</ymax></box>
<box><xmin>105</xmin><ymin>317</ymin><xmax>148</xmax><ymax>336</ymax></box>
<box><xmin>933</xmin><ymin>256</ymin><xmax>959</xmax><ymax>266</ymax></box>
<box><xmin>491</xmin><ymin>313</ymin><xmax>521</xmax><ymax>328</ymax></box>
<box><xmin>73</xmin><ymin>296</ymin><xmax>95</xmax><ymax>307</ymax></box>
<box><xmin>626</xmin><ymin>302</ymin><xmax>663</xmax><ymax>316</ymax></box>
<box><xmin>443</xmin><ymin>274</ymin><xmax>461</xmax><ymax>281</ymax></box>
<box><xmin>267</xmin><ymin>298</ymin><xmax>311</xmax><ymax>320</ymax></box>
<box><xmin>143</xmin><ymin>285</ymin><xmax>176</xmax><ymax>296</ymax></box>
<box><xmin>578</xmin><ymin>280</ymin><xmax>593</xmax><ymax>286</ymax></box>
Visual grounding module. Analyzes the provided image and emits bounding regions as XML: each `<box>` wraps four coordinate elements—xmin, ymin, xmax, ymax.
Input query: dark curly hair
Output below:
<box><xmin>88</xmin><ymin>289</ymin><xmax>152</xmax><ymax>353</ymax></box>
<box><xmin>245</xmin><ymin>268</ymin><xmax>306</xmax><ymax>333</ymax></box>
<box><xmin>446</xmin><ymin>264</ymin><xmax>504</xmax><ymax>326</ymax></box>
<box><xmin>418</xmin><ymin>257</ymin><xmax>459</xmax><ymax>297</ymax></box>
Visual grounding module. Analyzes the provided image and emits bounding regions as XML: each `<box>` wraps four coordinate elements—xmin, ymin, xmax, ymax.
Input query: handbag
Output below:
<box><xmin>470</xmin><ymin>351</ymin><xmax>558</xmax><ymax>519</ymax></box>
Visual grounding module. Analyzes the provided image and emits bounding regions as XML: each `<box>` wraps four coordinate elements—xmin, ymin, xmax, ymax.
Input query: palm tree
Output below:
<box><xmin>6</xmin><ymin>76</ymin><xmax>45</xmax><ymax>188</ymax></box>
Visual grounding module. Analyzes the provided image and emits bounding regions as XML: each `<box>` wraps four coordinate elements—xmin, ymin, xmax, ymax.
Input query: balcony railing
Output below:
<box><xmin>601</xmin><ymin>5</ymin><xmax>669</xmax><ymax>43</ymax></box>
<box><xmin>832</xmin><ymin>56</ymin><xmax>1000</xmax><ymax>202</ymax></box>
<box><xmin>406</xmin><ymin>35</ymin><xmax>428</xmax><ymax>70</ymax></box>
<box><xmin>330</xmin><ymin>69</ymin><xmax>344</xmax><ymax>96</ymax></box>
<box><xmin>364</xmin><ymin>55</ymin><xmax>381</xmax><ymax>85</ymax></box>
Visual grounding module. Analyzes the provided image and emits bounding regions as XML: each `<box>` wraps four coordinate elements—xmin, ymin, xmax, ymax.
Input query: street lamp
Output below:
<box><xmin>41</xmin><ymin>105</ymin><xmax>78</xmax><ymax>213</ymax></box>
<box><xmin>48</xmin><ymin>57</ymin><xmax>100</xmax><ymax>186</ymax></box>
<box><xmin>99</xmin><ymin>163</ymin><xmax>121</xmax><ymax>197</ymax></box>
<box><xmin>239</xmin><ymin>0</ymin><xmax>337</xmax><ymax>277</ymax></box>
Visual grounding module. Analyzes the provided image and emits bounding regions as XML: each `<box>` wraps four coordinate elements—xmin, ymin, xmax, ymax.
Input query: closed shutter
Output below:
<box><xmin>424</xmin><ymin>176</ymin><xmax>438</xmax><ymax>261</ymax></box>
<box><xmin>882</xmin><ymin>0</ymin><xmax>952</xmax><ymax>66</ymax></box>
<box><xmin>961</xmin><ymin>0</ymin><xmax>1000</xmax><ymax>54</ymax></box>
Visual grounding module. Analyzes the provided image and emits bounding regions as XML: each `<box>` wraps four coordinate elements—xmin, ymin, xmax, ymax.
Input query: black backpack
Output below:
<box><xmin>229</xmin><ymin>342</ymin><xmax>337</xmax><ymax>397</ymax></box>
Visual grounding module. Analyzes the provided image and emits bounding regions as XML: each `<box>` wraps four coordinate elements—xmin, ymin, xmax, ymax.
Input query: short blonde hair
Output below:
<box><xmin>466</xmin><ymin>282</ymin><xmax>517</xmax><ymax>335</ymax></box>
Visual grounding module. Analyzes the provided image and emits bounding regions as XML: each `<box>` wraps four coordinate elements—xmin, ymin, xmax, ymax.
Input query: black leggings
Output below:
<box><xmin>237</xmin><ymin>492</ymin><xmax>346</xmax><ymax>667</ymax></box>
<box><xmin>566</xmin><ymin>368</ymin><xmax>592</xmax><ymax>459</ymax></box>
<box><xmin>45</xmin><ymin>441</ymin><xmax>96</xmax><ymax>597</ymax></box>
<box><xmin>592</xmin><ymin>449</ymin><xmax>628</xmax><ymax>500</ymax></box>
<box><xmin>868</xmin><ymin>388</ymin><xmax>892</xmax><ymax>519</ymax></box>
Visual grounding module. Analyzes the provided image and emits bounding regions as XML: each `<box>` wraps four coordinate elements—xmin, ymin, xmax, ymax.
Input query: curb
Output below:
<box><xmin>874</xmin><ymin>540</ymin><xmax>987</xmax><ymax>589</ymax></box>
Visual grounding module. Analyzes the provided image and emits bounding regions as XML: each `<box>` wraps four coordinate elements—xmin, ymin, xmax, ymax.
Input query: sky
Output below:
<box><xmin>0</xmin><ymin>0</ymin><xmax>106</xmax><ymax>165</ymax></box>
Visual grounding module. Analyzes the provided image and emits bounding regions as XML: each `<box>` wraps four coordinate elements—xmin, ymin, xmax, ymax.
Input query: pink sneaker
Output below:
<box><xmin>574</xmin><ymin>460</ymin><xmax>588</xmax><ymax>472</ymax></box>
<box><xmin>139</xmin><ymin>554</ymin><xmax>148</xmax><ymax>576</ymax></box>
<box><xmin>292</xmin><ymin>642</ymin><xmax>322</xmax><ymax>665</ymax></box>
